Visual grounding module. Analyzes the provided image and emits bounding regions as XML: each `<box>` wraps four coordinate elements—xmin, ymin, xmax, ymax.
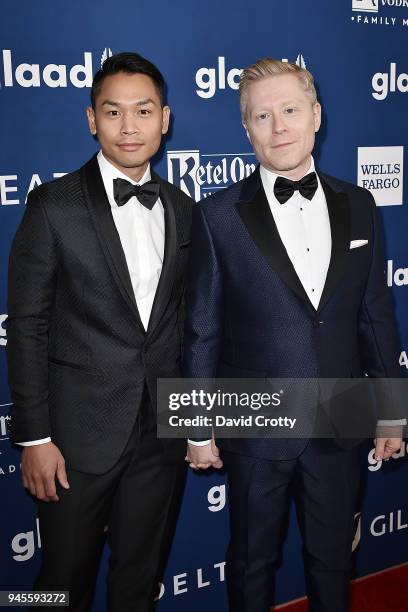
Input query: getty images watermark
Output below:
<box><xmin>168</xmin><ymin>387</ymin><xmax>296</xmax><ymax>431</ymax></box>
<box><xmin>157</xmin><ymin>378</ymin><xmax>408</xmax><ymax>439</ymax></box>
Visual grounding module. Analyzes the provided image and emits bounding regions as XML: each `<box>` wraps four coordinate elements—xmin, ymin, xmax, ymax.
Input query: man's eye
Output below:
<box><xmin>257</xmin><ymin>113</ymin><xmax>269</xmax><ymax>121</ymax></box>
<box><xmin>138</xmin><ymin>109</ymin><xmax>151</xmax><ymax>116</ymax></box>
<box><xmin>285</xmin><ymin>107</ymin><xmax>296</xmax><ymax>114</ymax></box>
<box><xmin>108</xmin><ymin>110</ymin><xmax>120</xmax><ymax>116</ymax></box>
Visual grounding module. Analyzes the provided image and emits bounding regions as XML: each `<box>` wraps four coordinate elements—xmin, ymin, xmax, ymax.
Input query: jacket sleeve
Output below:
<box><xmin>358</xmin><ymin>191</ymin><xmax>406</xmax><ymax>421</ymax></box>
<box><xmin>182</xmin><ymin>203</ymin><xmax>223</xmax><ymax>379</ymax></box>
<box><xmin>7</xmin><ymin>189</ymin><xmax>58</xmax><ymax>442</ymax></box>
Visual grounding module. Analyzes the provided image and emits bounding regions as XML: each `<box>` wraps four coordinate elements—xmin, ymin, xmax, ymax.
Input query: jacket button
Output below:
<box><xmin>313</xmin><ymin>320</ymin><xmax>324</xmax><ymax>328</ymax></box>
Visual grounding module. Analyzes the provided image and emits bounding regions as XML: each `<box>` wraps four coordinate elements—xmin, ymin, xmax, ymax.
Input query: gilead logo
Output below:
<box><xmin>1</xmin><ymin>50</ymin><xmax>93</xmax><ymax>88</ymax></box>
<box><xmin>370</xmin><ymin>510</ymin><xmax>408</xmax><ymax>536</ymax></box>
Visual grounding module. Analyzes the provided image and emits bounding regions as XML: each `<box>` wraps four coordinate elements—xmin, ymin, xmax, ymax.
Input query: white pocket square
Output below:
<box><xmin>350</xmin><ymin>239</ymin><xmax>368</xmax><ymax>249</ymax></box>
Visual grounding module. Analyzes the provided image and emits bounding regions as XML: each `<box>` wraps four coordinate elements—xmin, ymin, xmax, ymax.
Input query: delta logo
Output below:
<box><xmin>0</xmin><ymin>48</ymin><xmax>113</xmax><ymax>89</ymax></box>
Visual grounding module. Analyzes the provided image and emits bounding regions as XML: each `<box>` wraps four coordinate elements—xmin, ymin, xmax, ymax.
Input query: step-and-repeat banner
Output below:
<box><xmin>1</xmin><ymin>1</ymin><xmax>407</xmax><ymax>610</ymax></box>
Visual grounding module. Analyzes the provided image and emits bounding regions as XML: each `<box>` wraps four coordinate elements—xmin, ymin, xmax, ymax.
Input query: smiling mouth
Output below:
<box><xmin>273</xmin><ymin>142</ymin><xmax>294</xmax><ymax>149</ymax></box>
<box><xmin>118</xmin><ymin>143</ymin><xmax>144</xmax><ymax>150</ymax></box>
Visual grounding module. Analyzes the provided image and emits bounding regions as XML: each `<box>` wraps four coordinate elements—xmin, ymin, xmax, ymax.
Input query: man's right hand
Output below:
<box><xmin>186</xmin><ymin>439</ymin><xmax>223</xmax><ymax>470</ymax></box>
<box><xmin>21</xmin><ymin>442</ymin><xmax>70</xmax><ymax>502</ymax></box>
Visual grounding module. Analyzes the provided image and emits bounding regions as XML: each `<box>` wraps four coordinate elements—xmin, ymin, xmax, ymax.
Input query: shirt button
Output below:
<box><xmin>307</xmin><ymin>248</ymin><xmax>310</xmax><ymax>252</ymax></box>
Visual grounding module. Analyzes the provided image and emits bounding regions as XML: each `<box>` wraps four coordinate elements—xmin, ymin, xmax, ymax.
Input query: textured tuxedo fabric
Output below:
<box><xmin>7</xmin><ymin>154</ymin><xmax>193</xmax><ymax>474</ymax></box>
<box><xmin>223</xmin><ymin>440</ymin><xmax>362</xmax><ymax>612</ymax></box>
<box><xmin>7</xmin><ymin>154</ymin><xmax>192</xmax><ymax>612</ymax></box>
<box><xmin>183</xmin><ymin>166</ymin><xmax>403</xmax><ymax>610</ymax></box>
<box><xmin>34</xmin><ymin>387</ymin><xmax>187</xmax><ymax>612</ymax></box>
<box><xmin>183</xmin><ymin>166</ymin><xmax>403</xmax><ymax>460</ymax></box>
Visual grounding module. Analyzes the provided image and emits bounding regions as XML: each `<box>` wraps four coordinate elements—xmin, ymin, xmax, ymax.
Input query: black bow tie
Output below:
<box><xmin>113</xmin><ymin>178</ymin><xmax>160</xmax><ymax>210</ymax></box>
<box><xmin>274</xmin><ymin>172</ymin><xmax>318</xmax><ymax>205</ymax></box>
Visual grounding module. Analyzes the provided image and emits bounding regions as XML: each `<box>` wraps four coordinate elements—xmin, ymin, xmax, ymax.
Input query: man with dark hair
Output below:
<box><xmin>183</xmin><ymin>58</ymin><xmax>405</xmax><ymax>611</ymax></box>
<box><xmin>7</xmin><ymin>52</ymin><xmax>192</xmax><ymax>612</ymax></box>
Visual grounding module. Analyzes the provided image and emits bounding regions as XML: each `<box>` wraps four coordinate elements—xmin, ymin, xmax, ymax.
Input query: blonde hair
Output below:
<box><xmin>239</xmin><ymin>58</ymin><xmax>317</xmax><ymax>120</ymax></box>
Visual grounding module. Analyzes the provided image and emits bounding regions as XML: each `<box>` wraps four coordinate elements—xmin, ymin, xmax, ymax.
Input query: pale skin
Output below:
<box><xmin>187</xmin><ymin>74</ymin><xmax>402</xmax><ymax>469</ymax></box>
<box><xmin>22</xmin><ymin>71</ymin><xmax>171</xmax><ymax>501</ymax></box>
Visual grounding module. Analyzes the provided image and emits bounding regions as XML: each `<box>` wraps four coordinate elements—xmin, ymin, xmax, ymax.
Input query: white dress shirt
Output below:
<box><xmin>98</xmin><ymin>151</ymin><xmax>165</xmax><ymax>330</ymax></box>
<box><xmin>260</xmin><ymin>158</ymin><xmax>330</xmax><ymax>310</ymax></box>
<box><xmin>20</xmin><ymin>151</ymin><xmax>165</xmax><ymax>446</ymax></box>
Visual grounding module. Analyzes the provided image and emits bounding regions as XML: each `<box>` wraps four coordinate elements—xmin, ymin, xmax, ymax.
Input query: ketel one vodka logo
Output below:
<box><xmin>352</xmin><ymin>0</ymin><xmax>378</xmax><ymax>12</ymax></box>
<box><xmin>167</xmin><ymin>150</ymin><xmax>256</xmax><ymax>200</ymax></box>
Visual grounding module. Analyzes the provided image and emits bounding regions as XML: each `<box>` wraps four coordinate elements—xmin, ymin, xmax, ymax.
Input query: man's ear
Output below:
<box><xmin>313</xmin><ymin>102</ymin><xmax>322</xmax><ymax>133</ymax></box>
<box><xmin>161</xmin><ymin>105</ymin><xmax>170</xmax><ymax>135</ymax></box>
<box><xmin>243</xmin><ymin>124</ymin><xmax>251</xmax><ymax>143</ymax></box>
<box><xmin>86</xmin><ymin>106</ymin><xmax>97</xmax><ymax>136</ymax></box>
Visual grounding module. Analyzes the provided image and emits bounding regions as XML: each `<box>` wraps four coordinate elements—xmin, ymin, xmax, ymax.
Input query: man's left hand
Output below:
<box><xmin>374</xmin><ymin>431</ymin><xmax>402</xmax><ymax>462</ymax></box>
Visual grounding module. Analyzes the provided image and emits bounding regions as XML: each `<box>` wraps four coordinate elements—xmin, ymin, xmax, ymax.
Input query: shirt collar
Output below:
<box><xmin>97</xmin><ymin>150</ymin><xmax>152</xmax><ymax>209</ymax></box>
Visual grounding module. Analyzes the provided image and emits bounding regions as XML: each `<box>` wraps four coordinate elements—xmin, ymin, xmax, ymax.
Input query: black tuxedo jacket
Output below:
<box><xmin>183</xmin><ymin>167</ymin><xmax>404</xmax><ymax>459</ymax></box>
<box><xmin>7</xmin><ymin>154</ymin><xmax>192</xmax><ymax>473</ymax></box>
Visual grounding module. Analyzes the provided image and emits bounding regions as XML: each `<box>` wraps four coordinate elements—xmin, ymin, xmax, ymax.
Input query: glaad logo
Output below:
<box><xmin>372</xmin><ymin>64</ymin><xmax>408</xmax><ymax>100</ymax></box>
<box><xmin>195</xmin><ymin>54</ymin><xmax>306</xmax><ymax>99</ymax></box>
<box><xmin>11</xmin><ymin>519</ymin><xmax>41</xmax><ymax>561</ymax></box>
<box><xmin>387</xmin><ymin>260</ymin><xmax>408</xmax><ymax>286</ymax></box>
<box><xmin>357</xmin><ymin>146</ymin><xmax>403</xmax><ymax>206</ymax></box>
<box><xmin>0</xmin><ymin>48</ymin><xmax>112</xmax><ymax>90</ymax></box>
<box><xmin>167</xmin><ymin>150</ymin><xmax>256</xmax><ymax>200</ymax></box>
<box><xmin>352</xmin><ymin>0</ymin><xmax>379</xmax><ymax>12</ymax></box>
<box><xmin>0</xmin><ymin>314</ymin><xmax>7</xmax><ymax>345</ymax></box>
<box><xmin>208</xmin><ymin>484</ymin><xmax>226</xmax><ymax>512</ymax></box>
<box><xmin>368</xmin><ymin>440</ymin><xmax>408</xmax><ymax>470</ymax></box>
<box><xmin>0</xmin><ymin>413</ymin><xmax>11</xmax><ymax>440</ymax></box>
<box><xmin>101</xmin><ymin>48</ymin><xmax>113</xmax><ymax>66</ymax></box>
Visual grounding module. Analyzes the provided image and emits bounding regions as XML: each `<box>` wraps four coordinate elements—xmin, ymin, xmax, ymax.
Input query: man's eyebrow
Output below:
<box><xmin>135</xmin><ymin>98</ymin><xmax>156</xmax><ymax>106</ymax></box>
<box><xmin>101</xmin><ymin>98</ymin><xmax>156</xmax><ymax>107</ymax></box>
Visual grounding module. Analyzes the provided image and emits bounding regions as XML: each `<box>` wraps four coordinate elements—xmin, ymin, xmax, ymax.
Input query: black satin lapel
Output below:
<box><xmin>235</xmin><ymin>183</ymin><xmax>311</xmax><ymax>307</ymax></box>
<box><xmin>317</xmin><ymin>177</ymin><xmax>351</xmax><ymax>313</ymax></box>
<box><xmin>146</xmin><ymin>175</ymin><xmax>177</xmax><ymax>338</ymax></box>
<box><xmin>80</xmin><ymin>156</ymin><xmax>144</xmax><ymax>329</ymax></box>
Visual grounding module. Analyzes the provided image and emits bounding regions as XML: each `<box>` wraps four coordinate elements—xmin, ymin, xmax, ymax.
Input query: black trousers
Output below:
<box><xmin>223</xmin><ymin>439</ymin><xmax>362</xmax><ymax>612</ymax></box>
<box><xmin>34</xmin><ymin>393</ymin><xmax>186</xmax><ymax>612</ymax></box>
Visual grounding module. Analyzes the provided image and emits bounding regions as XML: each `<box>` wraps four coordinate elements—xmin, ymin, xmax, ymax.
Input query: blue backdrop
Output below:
<box><xmin>1</xmin><ymin>1</ymin><xmax>407</xmax><ymax>609</ymax></box>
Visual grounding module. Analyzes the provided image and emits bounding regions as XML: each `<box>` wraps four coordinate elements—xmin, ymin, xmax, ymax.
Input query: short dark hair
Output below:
<box><xmin>90</xmin><ymin>52</ymin><xmax>166</xmax><ymax>109</ymax></box>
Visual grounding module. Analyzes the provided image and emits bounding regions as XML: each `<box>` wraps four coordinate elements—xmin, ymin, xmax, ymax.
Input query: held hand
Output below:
<box><xmin>21</xmin><ymin>442</ymin><xmax>69</xmax><ymax>502</ymax></box>
<box><xmin>186</xmin><ymin>439</ymin><xmax>223</xmax><ymax>470</ymax></box>
<box><xmin>374</xmin><ymin>436</ymin><xmax>402</xmax><ymax>462</ymax></box>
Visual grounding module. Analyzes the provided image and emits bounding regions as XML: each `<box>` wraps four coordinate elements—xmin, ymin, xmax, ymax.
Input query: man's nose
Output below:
<box><xmin>121</xmin><ymin>113</ymin><xmax>140</xmax><ymax>135</ymax></box>
<box><xmin>272</xmin><ymin>113</ymin><xmax>287</xmax><ymax>134</ymax></box>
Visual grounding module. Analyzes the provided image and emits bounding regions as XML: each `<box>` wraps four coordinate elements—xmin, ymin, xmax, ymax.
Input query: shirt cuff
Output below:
<box><xmin>377</xmin><ymin>420</ymin><xmax>407</xmax><ymax>426</ymax></box>
<box><xmin>188</xmin><ymin>439</ymin><xmax>212</xmax><ymax>446</ymax></box>
<box><xmin>17</xmin><ymin>437</ymin><xmax>52</xmax><ymax>446</ymax></box>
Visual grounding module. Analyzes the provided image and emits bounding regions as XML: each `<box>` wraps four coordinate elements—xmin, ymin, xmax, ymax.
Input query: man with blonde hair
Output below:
<box><xmin>183</xmin><ymin>58</ymin><xmax>404</xmax><ymax>611</ymax></box>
